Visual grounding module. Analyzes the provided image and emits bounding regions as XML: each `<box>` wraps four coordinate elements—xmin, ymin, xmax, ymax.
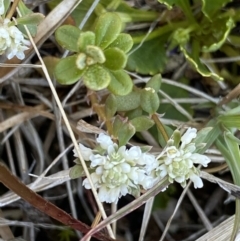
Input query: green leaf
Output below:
<box><xmin>113</xmin><ymin>116</ymin><xmax>135</xmax><ymax>146</ymax></box>
<box><xmin>146</xmin><ymin>74</ymin><xmax>162</xmax><ymax>92</ymax></box>
<box><xmin>219</xmin><ymin>115</ymin><xmax>240</xmax><ymax>129</ymax></box>
<box><xmin>55</xmin><ymin>55</ymin><xmax>84</xmax><ymax>85</ymax></box>
<box><xmin>76</xmin><ymin>53</ymin><xmax>87</xmax><ymax>70</ymax></box>
<box><xmin>140</xmin><ymin>88</ymin><xmax>160</xmax><ymax>115</ymax></box>
<box><xmin>180</xmin><ymin>40</ymin><xmax>223</xmax><ymax>81</ymax></box>
<box><xmin>83</xmin><ymin>65</ymin><xmax>111</xmax><ymax>91</ymax></box>
<box><xmin>157</xmin><ymin>125</ymin><xmax>174</xmax><ymax>147</ymax></box>
<box><xmin>16</xmin><ymin>13</ymin><xmax>44</xmax><ymax>26</ymax></box>
<box><xmin>86</xmin><ymin>45</ymin><xmax>106</xmax><ymax>64</ymax></box>
<box><xmin>127</xmin><ymin>107</ymin><xmax>143</xmax><ymax>119</ymax></box>
<box><xmin>127</xmin><ymin>36</ymin><xmax>167</xmax><ymax>75</ymax></box>
<box><xmin>108</xmin><ymin>33</ymin><xmax>133</xmax><ymax>53</ymax></box>
<box><xmin>69</xmin><ymin>165</ymin><xmax>84</xmax><ymax>179</ymax></box>
<box><xmin>55</xmin><ymin>25</ymin><xmax>81</xmax><ymax>52</ymax></box>
<box><xmin>194</xmin><ymin>120</ymin><xmax>221</xmax><ymax>154</ymax></box>
<box><xmin>202</xmin><ymin>18</ymin><xmax>235</xmax><ymax>52</ymax></box>
<box><xmin>130</xmin><ymin>116</ymin><xmax>154</xmax><ymax>132</ymax></box>
<box><xmin>18</xmin><ymin>0</ymin><xmax>32</xmax><ymax>15</ymax></box>
<box><xmin>95</xmin><ymin>12</ymin><xmax>122</xmax><ymax>49</ymax></box>
<box><xmin>3</xmin><ymin>0</ymin><xmax>11</xmax><ymax>16</ymax></box>
<box><xmin>105</xmin><ymin>94</ymin><xmax>117</xmax><ymax>118</ymax></box>
<box><xmin>77</xmin><ymin>31</ymin><xmax>96</xmax><ymax>52</ymax></box>
<box><xmin>108</xmin><ymin>70</ymin><xmax>133</xmax><ymax>96</ymax></box>
<box><xmin>115</xmin><ymin>91</ymin><xmax>141</xmax><ymax>111</ymax></box>
<box><xmin>201</xmin><ymin>0</ymin><xmax>232</xmax><ymax>20</ymax></box>
<box><xmin>103</xmin><ymin>48</ymin><xmax>127</xmax><ymax>70</ymax></box>
<box><xmin>17</xmin><ymin>1</ymin><xmax>38</xmax><ymax>36</ymax></box>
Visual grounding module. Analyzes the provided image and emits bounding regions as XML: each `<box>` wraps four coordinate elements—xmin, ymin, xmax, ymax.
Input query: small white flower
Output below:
<box><xmin>97</xmin><ymin>133</ymin><xmax>114</xmax><ymax>149</ymax></box>
<box><xmin>77</xmin><ymin>133</ymin><xmax>158</xmax><ymax>203</ymax></box>
<box><xmin>0</xmin><ymin>27</ymin><xmax>11</xmax><ymax>53</ymax></box>
<box><xmin>0</xmin><ymin>18</ymin><xmax>30</xmax><ymax>60</ymax></box>
<box><xmin>155</xmin><ymin>128</ymin><xmax>210</xmax><ymax>189</ymax></box>
<box><xmin>73</xmin><ymin>143</ymin><xmax>93</xmax><ymax>161</ymax></box>
<box><xmin>0</xmin><ymin>0</ymin><xmax>4</xmax><ymax>15</ymax></box>
<box><xmin>189</xmin><ymin>172</ymin><xmax>203</xmax><ymax>188</ymax></box>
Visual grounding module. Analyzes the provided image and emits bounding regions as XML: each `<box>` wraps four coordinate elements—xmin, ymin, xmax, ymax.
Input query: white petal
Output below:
<box><xmin>165</xmin><ymin>157</ymin><xmax>173</xmax><ymax>165</ymax></box>
<box><xmin>121</xmin><ymin>162</ymin><xmax>131</xmax><ymax>173</ymax></box>
<box><xmin>138</xmin><ymin>152</ymin><xmax>155</xmax><ymax>165</ymax></box>
<box><xmin>190</xmin><ymin>153</ymin><xmax>211</xmax><ymax>167</ymax></box>
<box><xmin>96</xmin><ymin>166</ymin><xmax>103</xmax><ymax>175</ymax></box>
<box><xmin>141</xmin><ymin>176</ymin><xmax>155</xmax><ymax>189</ymax></box>
<box><xmin>181</xmin><ymin>128</ymin><xmax>197</xmax><ymax>146</ymax></box>
<box><xmin>166</xmin><ymin>146</ymin><xmax>180</xmax><ymax>158</ymax></box>
<box><xmin>175</xmin><ymin>176</ymin><xmax>185</xmax><ymax>183</ymax></box>
<box><xmin>189</xmin><ymin>173</ymin><xmax>203</xmax><ymax>188</ymax></box>
<box><xmin>98</xmin><ymin>186</ymin><xmax>120</xmax><ymax>203</ymax></box>
<box><xmin>82</xmin><ymin>173</ymin><xmax>100</xmax><ymax>189</ymax></box>
<box><xmin>0</xmin><ymin>0</ymin><xmax>5</xmax><ymax>15</ymax></box>
<box><xmin>97</xmin><ymin>133</ymin><xmax>113</xmax><ymax>149</ymax></box>
<box><xmin>124</xmin><ymin>146</ymin><xmax>142</xmax><ymax>161</ymax></box>
<box><xmin>74</xmin><ymin>144</ymin><xmax>93</xmax><ymax>160</ymax></box>
<box><xmin>90</xmin><ymin>154</ymin><xmax>106</xmax><ymax>167</ymax></box>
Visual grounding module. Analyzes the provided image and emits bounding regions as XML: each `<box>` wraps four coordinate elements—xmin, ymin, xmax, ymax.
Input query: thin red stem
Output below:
<box><xmin>0</xmin><ymin>163</ymin><xmax>116</xmax><ymax>241</ymax></box>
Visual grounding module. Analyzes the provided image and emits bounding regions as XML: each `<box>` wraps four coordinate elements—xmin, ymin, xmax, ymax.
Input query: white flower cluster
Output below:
<box><xmin>74</xmin><ymin>133</ymin><xmax>158</xmax><ymax>203</ymax></box>
<box><xmin>156</xmin><ymin>128</ymin><xmax>211</xmax><ymax>188</ymax></box>
<box><xmin>0</xmin><ymin>18</ymin><xmax>30</xmax><ymax>60</ymax></box>
<box><xmin>73</xmin><ymin>128</ymin><xmax>211</xmax><ymax>203</ymax></box>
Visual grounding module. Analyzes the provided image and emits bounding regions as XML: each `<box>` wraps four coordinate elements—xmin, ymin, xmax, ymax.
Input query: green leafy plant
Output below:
<box><xmin>54</xmin><ymin>12</ymin><xmax>133</xmax><ymax>95</ymax></box>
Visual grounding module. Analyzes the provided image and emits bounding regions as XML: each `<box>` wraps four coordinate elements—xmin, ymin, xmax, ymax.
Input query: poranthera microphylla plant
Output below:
<box><xmin>2</xmin><ymin>0</ymin><xmax>240</xmax><ymax>240</ymax></box>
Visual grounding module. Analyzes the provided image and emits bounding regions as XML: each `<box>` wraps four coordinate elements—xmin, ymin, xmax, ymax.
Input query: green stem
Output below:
<box><xmin>0</xmin><ymin>163</ymin><xmax>116</xmax><ymax>241</ymax></box>
<box><xmin>132</xmin><ymin>21</ymin><xmax>188</xmax><ymax>44</ymax></box>
<box><xmin>151</xmin><ymin>113</ymin><xmax>169</xmax><ymax>143</ymax></box>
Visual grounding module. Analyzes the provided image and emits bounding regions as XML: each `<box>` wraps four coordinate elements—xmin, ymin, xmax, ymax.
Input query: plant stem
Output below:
<box><xmin>151</xmin><ymin>113</ymin><xmax>169</xmax><ymax>143</ymax></box>
<box><xmin>0</xmin><ymin>163</ymin><xmax>116</xmax><ymax>241</ymax></box>
<box><xmin>131</xmin><ymin>21</ymin><xmax>188</xmax><ymax>44</ymax></box>
<box><xmin>6</xmin><ymin>0</ymin><xmax>21</xmax><ymax>19</ymax></box>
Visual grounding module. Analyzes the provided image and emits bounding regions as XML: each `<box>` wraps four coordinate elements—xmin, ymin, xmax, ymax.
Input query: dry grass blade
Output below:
<box><xmin>138</xmin><ymin>197</ymin><xmax>154</xmax><ymax>241</ymax></box>
<box><xmin>201</xmin><ymin>171</ymin><xmax>240</xmax><ymax>198</ymax></box>
<box><xmin>0</xmin><ymin>209</ymin><xmax>14</xmax><ymax>240</ymax></box>
<box><xmin>196</xmin><ymin>215</ymin><xmax>240</xmax><ymax>241</ymax></box>
<box><xmin>0</xmin><ymin>0</ymin><xmax>82</xmax><ymax>83</ymax></box>
<box><xmin>0</xmin><ymin>169</ymin><xmax>70</xmax><ymax>207</ymax></box>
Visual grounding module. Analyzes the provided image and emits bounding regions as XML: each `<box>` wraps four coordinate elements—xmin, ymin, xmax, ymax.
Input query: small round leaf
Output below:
<box><xmin>55</xmin><ymin>25</ymin><xmax>81</xmax><ymax>52</ymax></box>
<box><xmin>95</xmin><ymin>12</ymin><xmax>122</xmax><ymax>49</ymax></box>
<box><xmin>69</xmin><ymin>165</ymin><xmax>84</xmax><ymax>179</ymax></box>
<box><xmin>76</xmin><ymin>53</ymin><xmax>87</xmax><ymax>70</ymax></box>
<box><xmin>105</xmin><ymin>94</ymin><xmax>117</xmax><ymax>118</ymax></box>
<box><xmin>115</xmin><ymin>91</ymin><xmax>140</xmax><ymax>111</ymax></box>
<box><xmin>146</xmin><ymin>74</ymin><xmax>162</xmax><ymax>92</ymax></box>
<box><xmin>103</xmin><ymin>47</ymin><xmax>127</xmax><ymax>70</ymax></box>
<box><xmin>130</xmin><ymin>116</ymin><xmax>154</xmax><ymax>132</ymax></box>
<box><xmin>77</xmin><ymin>31</ymin><xmax>96</xmax><ymax>51</ymax></box>
<box><xmin>140</xmin><ymin>88</ymin><xmax>160</xmax><ymax>114</ymax></box>
<box><xmin>108</xmin><ymin>33</ymin><xmax>133</xmax><ymax>53</ymax></box>
<box><xmin>86</xmin><ymin>45</ymin><xmax>106</xmax><ymax>64</ymax></box>
<box><xmin>54</xmin><ymin>55</ymin><xmax>84</xmax><ymax>85</ymax></box>
<box><xmin>113</xmin><ymin>116</ymin><xmax>135</xmax><ymax>146</ymax></box>
<box><xmin>108</xmin><ymin>70</ymin><xmax>133</xmax><ymax>96</ymax></box>
<box><xmin>83</xmin><ymin>65</ymin><xmax>111</xmax><ymax>91</ymax></box>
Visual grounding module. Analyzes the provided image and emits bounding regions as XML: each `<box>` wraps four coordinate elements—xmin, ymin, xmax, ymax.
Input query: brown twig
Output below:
<box><xmin>6</xmin><ymin>0</ymin><xmax>21</xmax><ymax>19</ymax></box>
<box><xmin>217</xmin><ymin>83</ymin><xmax>240</xmax><ymax>106</ymax></box>
<box><xmin>0</xmin><ymin>163</ymin><xmax>116</xmax><ymax>241</ymax></box>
